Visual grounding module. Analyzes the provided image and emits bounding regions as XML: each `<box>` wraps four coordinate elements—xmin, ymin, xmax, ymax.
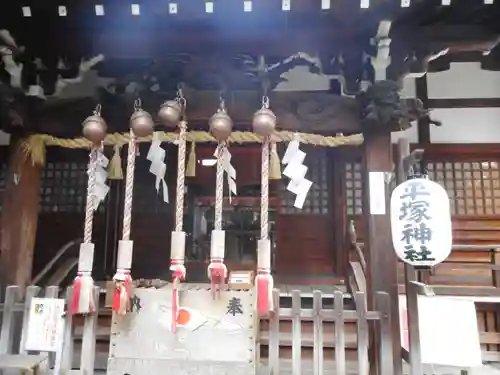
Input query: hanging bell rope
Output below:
<box><xmin>208</xmin><ymin>95</ymin><xmax>233</xmax><ymax>299</ymax></box>
<box><xmin>72</xmin><ymin>104</ymin><xmax>107</xmax><ymax>315</ymax></box>
<box><xmin>112</xmin><ymin>98</ymin><xmax>154</xmax><ymax>317</ymax></box>
<box><xmin>163</xmin><ymin>86</ymin><xmax>188</xmax><ymax>334</ymax></box>
<box><xmin>253</xmin><ymin>94</ymin><xmax>276</xmax><ymax>315</ymax></box>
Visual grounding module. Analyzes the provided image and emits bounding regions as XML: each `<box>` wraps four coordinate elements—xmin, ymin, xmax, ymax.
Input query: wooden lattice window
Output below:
<box><xmin>345</xmin><ymin>159</ymin><xmax>500</xmax><ymax>217</ymax></box>
<box><xmin>427</xmin><ymin>161</ymin><xmax>500</xmax><ymax>216</ymax></box>
<box><xmin>345</xmin><ymin>162</ymin><xmax>363</xmax><ymax>215</ymax></box>
<box><xmin>280</xmin><ymin>148</ymin><xmax>330</xmax><ymax>215</ymax></box>
<box><xmin>40</xmin><ymin>162</ymin><xmax>88</xmax><ymax>213</ymax></box>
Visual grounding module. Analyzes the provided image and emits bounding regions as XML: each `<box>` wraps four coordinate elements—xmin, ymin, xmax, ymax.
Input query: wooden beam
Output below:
<box><xmin>28</xmin><ymin>91</ymin><xmax>362</xmax><ymax>137</ymax></box>
<box><xmin>0</xmin><ymin>139</ymin><xmax>42</xmax><ymax>287</ymax></box>
<box><xmin>428</xmin><ymin>98</ymin><xmax>500</xmax><ymax>108</ymax></box>
<box><xmin>415</xmin><ymin>77</ymin><xmax>430</xmax><ymax>144</ymax></box>
<box><xmin>362</xmin><ymin>132</ymin><xmax>402</xmax><ymax>375</ymax></box>
<box><xmin>396</xmin><ymin>138</ymin><xmax>423</xmax><ymax>375</ymax></box>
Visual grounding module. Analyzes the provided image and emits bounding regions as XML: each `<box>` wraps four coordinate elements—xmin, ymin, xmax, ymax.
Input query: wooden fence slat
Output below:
<box><xmin>376</xmin><ymin>292</ymin><xmax>394</xmax><ymax>375</ymax></box>
<box><xmin>79</xmin><ymin>287</ymin><xmax>100</xmax><ymax>375</ymax></box>
<box><xmin>312</xmin><ymin>290</ymin><xmax>323</xmax><ymax>375</ymax></box>
<box><xmin>45</xmin><ymin>286</ymin><xmax>60</xmax><ymax>367</ymax></box>
<box><xmin>333</xmin><ymin>290</ymin><xmax>345</xmax><ymax>375</ymax></box>
<box><xmin>61</xmin><ymin>287</ymin><xmax>75</xmax><ymax>375</ymax></box>
<box><xmin>0</xmin><ymin>286</ymin><xmax>21</xmax><ymax>354</ymax></box>
<box><xmin>407</xmin><ymin>281</ymin><xmax>423</xmax><ymax>375</ymax></box>
<box><xmin>269</xmin><ymin>288</ymin><xmax>280</xmax><ymax>375</ymax></box>
<box><xmin>355</xmin><ymin>292</ymin><xmax>369</xmax><ymax>375</ymax></box>
<box><xmin>291</xmin><ymin>290</ymin><xmax>302</xmax><ymax>375</ymax></box>
<box><xmin>19</xmin><ymin>286</ymin><xmax>41</xmax><ymax>354</ymax></box>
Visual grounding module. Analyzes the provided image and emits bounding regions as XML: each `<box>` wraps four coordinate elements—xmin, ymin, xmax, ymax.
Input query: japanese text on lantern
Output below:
<box><xmin>398</xmin><ymin>181</ymin><xmax>435</xmax><ymax>263</ymax></box>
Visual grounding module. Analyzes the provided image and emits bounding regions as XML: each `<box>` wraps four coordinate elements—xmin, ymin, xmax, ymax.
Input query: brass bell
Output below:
<box><xmin>209</xmin><ymin>111</ymin><xmax>233</xmax><ymax>141</ymax></box>
<box><xmin>158</xmin><ymin>100</ymin><xmax>182</xmax><ymax>127</ymax></box>
<box><xmin>82</xmin><ymin>114</ymin><xmax>107</xmax><ymax>145</ymax></box>
<box><xmin>252</xmin><ymin>107</ymin><xmax>276</xmax><ymax>137</ymax></box>
<box><xmin>130</xmin><ymin>108</ymin><xmax>154</xmax><ymax>137</ymax></box>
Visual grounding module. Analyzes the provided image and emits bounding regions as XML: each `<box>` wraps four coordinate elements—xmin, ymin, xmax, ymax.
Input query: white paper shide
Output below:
<box><xmin>25</xmin><ymin>297</ymin><xmax>65</xmax><ymax>352</ymax></box>
<box><xmin>214</xmin><ymin>146</ymin><xmax>237</xmax><ymax>198</ymax></box>
<box><xmin>390</xmin><ymin>177</ymin><xmax>452</xmax><ymax>267</ymax></box>
<box><xmin>147</xmin><ymin>131</ymin><xmax>169</xmax><ymax>203</ymax></box>
<box><xmin>92</xmin><ymin>150</ymin><xmax>110</xmax><ymax>210</ymax></box>
<box><xmin>282</xmin><ymin>134</ymin><xmax>312</xmax><ymax>209</ymax></box>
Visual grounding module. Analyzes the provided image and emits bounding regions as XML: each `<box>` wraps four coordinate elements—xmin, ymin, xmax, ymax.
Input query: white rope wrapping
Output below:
<box><xmin>77</xmin><ymin>243</ymin><xmax>95</xmax><ymax>272</ymax></box>
<box><xmin>257</xmin><ymin>240</ymin><xmax>271</xmax><ymax>269</ymax></box>
<box><xmin>116</xmin><ymin>240</ymin><xmax>133</xmax><ymax>270</ymax></box>
<box><xmin>210</xmin><ymin>229</ymin><xmax>226</xmax><ymax>260</ymax></box>
<box><xmin>170</xmin><ymin>231</ymin><xmax>186</xmax><ymax>261</ymax></box>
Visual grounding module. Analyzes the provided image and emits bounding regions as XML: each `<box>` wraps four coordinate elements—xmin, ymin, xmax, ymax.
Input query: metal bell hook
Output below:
<box><xmin>93</xmin><ymin>104</ymin><xmax>102</xmax><ymax>116</ymax></box>
<box><xmin>134</xmin><ymin>98</ymin><xmax>142</xmax><ymax>111</ymax></box>
<box><xmin>262</xmin><ymin>96</ymin><xmax>270</xmax><ymax>109</ymax></box>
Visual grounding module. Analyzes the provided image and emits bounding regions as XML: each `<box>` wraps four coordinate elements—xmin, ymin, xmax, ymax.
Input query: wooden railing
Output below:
<box><xmin>262</xmin><ymin>289</ymin><xmax>393</xmax><ymax>375</ymax></box>
<box><xmin>31</xmin><ymin>238</ymin><xmax>81</xmax><ymax>286</ymax></box>
<box><xmin>346</xmin><ymin>220</ymin><xmax>367</xmax><ymax>301</ymax></box>
<box><xmin>0</xmin><ymin>285</ymin><xmax>396</xmax><ymax>375</ymax></box>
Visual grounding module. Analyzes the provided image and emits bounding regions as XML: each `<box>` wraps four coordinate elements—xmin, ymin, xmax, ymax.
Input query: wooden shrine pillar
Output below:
<box><xmin>331</xmin><ymin>149</ymin><xmax>348</xmax><ymax>276</ymax></box>
<box><xmin>362</xmin><ymin>132</ymin><xmax>402</xmax><ymax>375</ymax></box>
<box><xmin>0</xmin><ymin>139</ymin><xmax>42</xmax><ymax>287</ymax></box>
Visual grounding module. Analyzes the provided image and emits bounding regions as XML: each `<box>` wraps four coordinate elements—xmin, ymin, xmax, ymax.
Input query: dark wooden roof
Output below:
<box><xmin>0</xmin><ymin>0</ymin><xmax>499</xmax><ymax>137</ymax></box>
<box><xmin>1</xmin><ymin>0</ymin><xmax>499</xmax><ymax>58</ymax></box>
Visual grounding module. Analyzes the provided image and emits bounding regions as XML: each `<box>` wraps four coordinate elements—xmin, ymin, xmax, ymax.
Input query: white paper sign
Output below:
<box><xmin>399</xmin><ymin>295</ymin><xmax>482</xmax><ymax>367</ymax></box>
<box><xmin>25</xmin><ymin>298</ymin><xmax>65</xmax><ymax>352</ymax></box>
<box><xmin>368</xmin><ymin>171</ymin><xmax>386</xmax><ymax>215</ymax></box>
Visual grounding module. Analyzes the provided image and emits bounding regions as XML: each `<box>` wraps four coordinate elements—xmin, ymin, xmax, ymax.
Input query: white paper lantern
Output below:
<box><xmin>390</xmin><ymin>177</ymin><xmax>452</xmax><ymax>267</ymax></box>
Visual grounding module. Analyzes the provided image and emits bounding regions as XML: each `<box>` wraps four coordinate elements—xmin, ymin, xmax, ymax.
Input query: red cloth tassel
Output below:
<box><xmin>208</xmin><ymin>261</ymin><xmax>227</xmax><ymax>298</ymax></box>
<box><xmin>71</xmin><ymin>273</ymin><xmax>95</xmax><ymax>315</ymax></box>
<box><xmin>256</xmin><ymin>273</ymin><xmax>273</xmax><ymax>315</ymax></box>
<box><xmin>71</xmin><ymin>275</ymin><xmax>82</xmax><ymax>314</ymax></box>
<box><xmin>172</xmin><ymin>278</ymin><xmax>179</xmax><ymax>333</ymax></box>
<box><xmin>112</xmin><ymin>273</ymin><xmax>131</xmax><ymax>316</ymax></box>
<box><xmin>169</xmin><ymin>263</ymin><xmax>185</xmax><ymax>333</ymax></box>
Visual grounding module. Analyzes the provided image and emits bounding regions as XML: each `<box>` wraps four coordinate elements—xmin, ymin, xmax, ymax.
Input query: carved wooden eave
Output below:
<box><xmin>1</xmin><ymin>0</ymin><xmax>499</xmax><ymax>138</ymax></box>
<box><xmin>12</xmin><ymin>90</ymin><xmax>363</xmax><ymax>137</ymax></box>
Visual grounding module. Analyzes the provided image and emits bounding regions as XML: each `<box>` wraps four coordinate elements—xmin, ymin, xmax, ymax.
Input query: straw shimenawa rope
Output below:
<box><xmin>21</xmin><ymin>131</ymin><xmax>364</xmax><ymax>166</ymax></box>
